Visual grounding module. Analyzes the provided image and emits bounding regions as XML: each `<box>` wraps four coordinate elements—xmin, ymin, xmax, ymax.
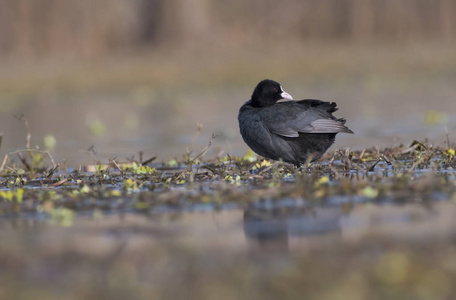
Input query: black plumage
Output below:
<box><xmin>238</xmin><ymin>79</ymin><xmax>353</xmax><ymax>166</ymax></box>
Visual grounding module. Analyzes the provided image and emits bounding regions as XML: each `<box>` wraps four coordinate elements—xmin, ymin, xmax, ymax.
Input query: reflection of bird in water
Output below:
<box><xmin>244</xmin><ymin>209</ymin><xmax>290</xmax><ymax>254</ymax></box>
<box><xmin>243</xmin><ymin>201</ymin><xmax>342</xmax><ymax>256</ymax></box>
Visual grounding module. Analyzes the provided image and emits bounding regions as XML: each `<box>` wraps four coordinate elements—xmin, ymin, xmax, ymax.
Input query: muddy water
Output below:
<box><xmin>2</xmin><ymin>201</ymin><xmax>456</xmax><ymax>299</ymax></box>
<box><xmin>2</xmin><ymin>202</ymin><xmax>455</xmax><ymax>255</ymax></box>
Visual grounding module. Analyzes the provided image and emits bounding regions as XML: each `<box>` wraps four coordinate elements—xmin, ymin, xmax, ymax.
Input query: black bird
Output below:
<box><xmin>238</xmin><ymin>79</ymin><xmax>353</xmax><ymax>166</ymax></box>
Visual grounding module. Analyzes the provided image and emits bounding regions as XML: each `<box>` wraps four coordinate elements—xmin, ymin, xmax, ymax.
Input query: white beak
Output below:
<box><xmin>281</xmin><ymin>91</ymin><xmax>293</xmax><ymax>100</ymax></box>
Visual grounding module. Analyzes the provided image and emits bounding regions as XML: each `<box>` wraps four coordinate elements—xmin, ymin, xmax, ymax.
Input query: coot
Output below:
<box><xmin>238</xmin><ymin>79</ymin><xmax>353</xmax><ymax>166</ymax></box>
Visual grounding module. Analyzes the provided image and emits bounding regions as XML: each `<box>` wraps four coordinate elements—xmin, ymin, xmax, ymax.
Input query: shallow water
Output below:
<box><xmin>2</xmin><ymin>199</ymin><xmax>456</xmax><ymax>299</ymax></box>
<box><xmin>0</xmin><ymin>151</ymin><xmax>455</xmax><ymax>299</ymax></box>
<box><xmin>3</xmin><ymin>200</ymin><xmax>454</xmax><ymax>254</ymax></box>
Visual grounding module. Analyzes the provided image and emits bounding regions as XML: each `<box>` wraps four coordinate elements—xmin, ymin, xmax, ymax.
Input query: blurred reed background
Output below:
<box><xmin>0</xmin><ymin>0</ymin><xmax>455</xmax><ymax>165</ymax></box>
<box><xmin>1</xmin><ymin>0</ymin><xmax>455</xmax><ymax>58</ymax></box>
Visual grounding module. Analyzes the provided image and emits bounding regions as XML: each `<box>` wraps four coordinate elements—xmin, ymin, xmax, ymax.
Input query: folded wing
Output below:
<box><xmin>268</xmin><ymin>100</ymin><xmax>353</xmax><ymax>137</ymax></box>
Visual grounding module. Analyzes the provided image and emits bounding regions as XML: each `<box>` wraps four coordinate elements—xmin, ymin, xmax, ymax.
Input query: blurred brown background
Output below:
<box><xmin>1</xmin><ymin>0</ymin><xmax>455</xmax><ymax>165</ymax></box>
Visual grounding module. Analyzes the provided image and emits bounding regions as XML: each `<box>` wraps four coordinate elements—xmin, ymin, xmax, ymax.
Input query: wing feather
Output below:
<box><xmin>266</xmin><ymin>101</ymin><xmax>353</xmax><ymax>137</ymax></box>
<box><xmin>305</xmin><ymin>119</ymin><xmax>353</xmax><ymax>134</ymax></box>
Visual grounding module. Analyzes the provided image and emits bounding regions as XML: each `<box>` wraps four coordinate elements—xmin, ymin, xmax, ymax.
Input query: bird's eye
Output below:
<box><xmin>273</xmin><ymin>88</ymin><xmax>278</xmax><ymax>92</ymax></box>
